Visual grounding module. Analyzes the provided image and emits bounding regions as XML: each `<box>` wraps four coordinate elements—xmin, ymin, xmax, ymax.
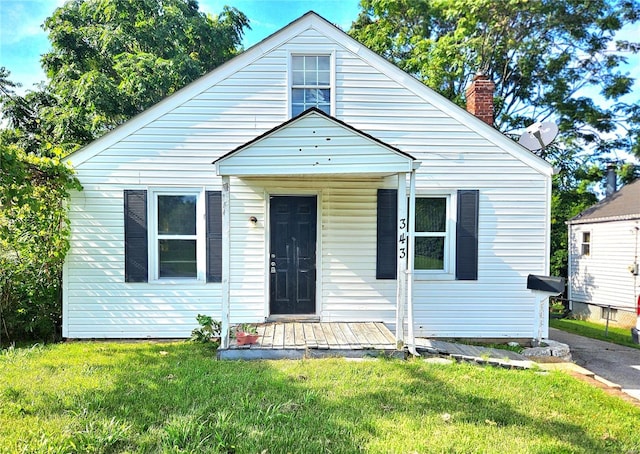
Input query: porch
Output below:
<box><xmin>217</xmin><ymin>321</ymin><xmax>402</xmax><ymax>360</ymax></box>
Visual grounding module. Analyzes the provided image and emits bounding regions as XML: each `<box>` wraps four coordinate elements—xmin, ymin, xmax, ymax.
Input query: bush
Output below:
<box><xmin>0</xmin><ymin>143</ymin><xmax>81</xmax><ymax>345</ymax></box>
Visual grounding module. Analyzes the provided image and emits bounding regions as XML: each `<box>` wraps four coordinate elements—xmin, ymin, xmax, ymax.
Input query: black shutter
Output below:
<box><xmin>456</xmin><ymin>190</ymin><xmax>479</xmax><ymax>280</ymax></box>
<box><xmin>206</xmin><ymin>191</ymin><xmax>223</xmax><ymax>283</ymax></box>
<box><xmin>124</xmin><ymin>190</ymin><xmax>148</xmax><ymax>283</ymax></box>
<box><xmin>377</xmin><ymin>189</ymin><xmax>398</xmax><ymax>279</ymax></box>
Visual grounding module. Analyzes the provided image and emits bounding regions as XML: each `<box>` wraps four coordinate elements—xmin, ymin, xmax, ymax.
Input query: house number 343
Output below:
<box><xmin>398</xmin><ymin>218</ymin><xmax>407</xmax><ymax>259</ymax></box>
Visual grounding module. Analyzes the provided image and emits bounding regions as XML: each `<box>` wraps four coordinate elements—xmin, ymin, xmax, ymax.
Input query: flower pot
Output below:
<box><xmin>236</xmin><ymin>331</ymin><xmax>259</xmax><ymax>345</ymax></box>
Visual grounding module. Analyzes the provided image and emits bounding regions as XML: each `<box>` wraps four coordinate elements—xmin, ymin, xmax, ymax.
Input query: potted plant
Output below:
<box><xmin>235</xmin><ymin>323</ymin><xmax>259</xmax><ymax>345</ymax></box>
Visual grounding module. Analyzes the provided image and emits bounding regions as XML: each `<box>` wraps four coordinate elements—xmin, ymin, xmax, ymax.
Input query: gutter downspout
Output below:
<box><xmin>407</xmin><ymin>168</ymin><xmax>419</xmax><ymax>356</ymax></box>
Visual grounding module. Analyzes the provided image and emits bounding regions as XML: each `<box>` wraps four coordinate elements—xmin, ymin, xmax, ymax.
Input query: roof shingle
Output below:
<box><xmin>569</xmin><ymin>178</ymin><xmax>640</xmax><ymax>224</ymax></box>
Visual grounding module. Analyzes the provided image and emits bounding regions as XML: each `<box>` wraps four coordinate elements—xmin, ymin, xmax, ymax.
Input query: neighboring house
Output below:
<box><xmin>568</xmin><ymin>178</ymin><xmax>640</xmax><ymax>328</ymax></box>
<box><xmin>62</xmin><ymin>12</ymin><xmax>554</xmax><ymax>344</ymax></box>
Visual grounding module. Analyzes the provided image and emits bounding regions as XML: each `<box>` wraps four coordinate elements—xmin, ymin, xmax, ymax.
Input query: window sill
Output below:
<box><xmin>149</xmin><ymin>278</ymin><xmax>207</xmax><ymax>285</ymax></box>
<box><xmin>414</xmin><ymin>272</ymin><xmax>455</xmax><ymax>281</ymax></box>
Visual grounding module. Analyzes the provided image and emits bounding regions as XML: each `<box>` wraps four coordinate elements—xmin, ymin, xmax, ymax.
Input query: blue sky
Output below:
<box><xmin>0</xmin><ymin>0</ymin><xmax>361</xmax><ymax>93</ymax></box>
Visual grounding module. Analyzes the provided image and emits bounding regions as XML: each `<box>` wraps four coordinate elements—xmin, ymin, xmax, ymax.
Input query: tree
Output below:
<box><xmin>350</xmin><ymin>0</ymin><xmax>640</xmax><ymax>278</ymax></box>
<box><xmin>36</xmin><ymin>0</ymin><xmax>249</xmax><ymax>149</ymax></box>
<box><xmin>350</xmin><ymin>0</ymin><xmax>640</xmax><ymax>160</ymax></box>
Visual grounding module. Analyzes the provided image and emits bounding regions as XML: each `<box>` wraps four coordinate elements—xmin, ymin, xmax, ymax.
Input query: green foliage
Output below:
<box><xmin>190</xmin><ymin>314</ymin><xmax>221</xmax><ymax>345</ymax></box>
<box><xmin>2</xmin><ymin>0</ymin><xmax>249</xmax><ymax>151</ymax></box>
<box><xmin>0</xmin><ymin>143</ymin><xmax>81</xmax><ymax>345</ymax></box>
<box><xmin>236</xmin><ymin>323</ymin><xmax>258</xmax><ymax>335</ymax></box>
<box><xmin>1</xmin><ymin>342</ymin><xmax>640</xmax><ymax>452</ymax></box>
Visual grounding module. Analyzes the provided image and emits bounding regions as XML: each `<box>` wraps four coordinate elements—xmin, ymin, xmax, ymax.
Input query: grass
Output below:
<box><xmin>550</xmin><ymin>318</ymin><xmax>640</xmax><ymax>350</ymax></box>
<box><xmin>1</xmin><ymin>342</ymin><xmax>639</xmax><ymax>453</ymax></box>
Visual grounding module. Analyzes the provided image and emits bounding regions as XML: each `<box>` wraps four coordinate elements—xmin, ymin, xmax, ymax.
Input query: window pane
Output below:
<box><xmin>304</xmin><ymin>88</ymin><xmax>319</xmax><ymax>103</ymax></box>
<box><xmin>292</xmin><ymin>88</ymin><xmax>304</xmax><ymax>103</ymax></box>
<box><xmin>159</xmin><ymin>239</ymin><xmax>196</xmax><ymax>278</ymax></box>
<box><xmin>415</xmin><ymin>198</ymin><xmax>446</xmax><ymax>232</ymax></box>
<box><xmin>158</xmin><ymin>195</ymin><xmax>196</xmax><ymax>235</ymax></box>
<box><xmin>318</xmin><ymin>70</ymin><xmax>330</xmax><ymax>85</ymax></box>
<box><xmin>292</xmin><ymin>70</ymin><xmax>305</xmax><ymax>85</ymax></box>
<box><xmin>307</xmin><ymin>70</ymin><xmax>318</xmax><ymax>85</ymax></box>
<box><xmin>318</xmin><ymin>56</ymin><xmax>330</xmax><ymax>70</ymax></box>
<box><xmin>305</xmin><ymin>55</ymin><xmax>318</xmax><ymax>70</ymax></box>
<box><xmin>292</xmin><ymin>104</ymin><xmax>304</xmax><ymax>116</ymax></box>
<box><xmin>318</xmin><ymin>89</ymin><xmax>330</xmax><ymax>103</ymax></box>
<box><xmin>292</xmin><ymin>56</ymin><xmax>304</xmax><ymax>70</ymax></box>
<box><xmin>415</xmin><ymin>237</ymin><xmax>445</xmax><ymax>270</ymax></box>
<box><xmin>318</xmin><ymin>104</ymin><xmax>331</xmax><ymax>114</ymax></box>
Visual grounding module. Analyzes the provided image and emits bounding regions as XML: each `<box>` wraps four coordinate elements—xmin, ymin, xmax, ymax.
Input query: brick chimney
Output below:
<box><xmin>465</xmin><ymin>72</ymin><xmax>495</xmax><ymax>126</ymax></box>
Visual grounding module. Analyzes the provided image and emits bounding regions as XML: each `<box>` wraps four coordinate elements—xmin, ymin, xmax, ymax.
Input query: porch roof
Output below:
<box><xmin>214</xmin><ymin>108</ymin><xmax>419</xmax><ymax>177</ymax></box>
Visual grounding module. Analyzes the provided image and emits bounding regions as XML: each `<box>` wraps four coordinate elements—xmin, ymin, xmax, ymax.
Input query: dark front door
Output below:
<box><xmin>269</xmin><ymin>196</ymin><xmax>317</xmax><ymax>315</ymax></box>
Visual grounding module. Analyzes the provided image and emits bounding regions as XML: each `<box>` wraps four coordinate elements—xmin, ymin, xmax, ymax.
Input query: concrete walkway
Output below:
<box><xmin>549</xmin><ymin>327</ymin><xmax>640</xmax><ymax>401</ymax></box>
<box><xmin>414</xmin><ymin>338</ymin><xmax>534</xmax><ymax>369</ymax></box>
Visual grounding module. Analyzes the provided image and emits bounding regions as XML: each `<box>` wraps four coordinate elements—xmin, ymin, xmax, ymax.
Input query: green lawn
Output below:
<box><xmin>550</xmin><ymin>318</ymin><xmax>640</xmax><ymax>350</ymax></box>
<box><xmin>1</xmin><ymin>342</ymin><xmax>639</xmax><ymax>453</ymax></box>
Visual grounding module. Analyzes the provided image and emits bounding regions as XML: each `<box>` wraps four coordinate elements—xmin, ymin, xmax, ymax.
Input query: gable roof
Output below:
<box><xmin>214</xmin><ymin>107</ymin><xmax>417</xmax><ymax>176</ymax></box>
<box><xmin>64</xmin><ymin>11</ymin><xmax>553</xmax><ymax>177</ymax></box>
<box><xmin>569</xmin><ymin>178</ymin><xmax>640</xmax><ymax>225</ymax></box>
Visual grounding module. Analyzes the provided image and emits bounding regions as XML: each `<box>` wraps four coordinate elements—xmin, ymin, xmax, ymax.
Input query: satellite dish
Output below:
<box><xmin>518</xmin><ymin>121</ymin><xmax>558</xmax><ymax>151</ymax></box>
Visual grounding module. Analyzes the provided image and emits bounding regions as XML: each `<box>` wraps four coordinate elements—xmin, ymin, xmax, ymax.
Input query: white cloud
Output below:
<box><xmin>0</xmin><ymin>0</ymin><xmax>65</xmax><ymax>45</ymax></box>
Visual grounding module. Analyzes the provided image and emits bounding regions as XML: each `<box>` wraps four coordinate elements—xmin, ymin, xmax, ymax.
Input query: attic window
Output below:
<box><xmin>291</xmin><ymin>55</ymin><xmax>331</xmax><ymax>116</ymax></box>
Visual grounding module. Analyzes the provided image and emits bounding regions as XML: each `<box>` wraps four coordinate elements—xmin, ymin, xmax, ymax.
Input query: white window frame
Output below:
<box><xmin>581</xmin><ymin>231</ymin><xmax>591</xmax><ymax>257</ymax></box>
<box><xmin>288</xmin><ymin>52</ymin><xmax>335</xmax><ymax>117</ymax></box>
<box><xmin>413</xmin><ymin>191</ymin><xmax>456</xmax><ymax>280</ymax></box>
<box><xmin>148</xmin><ymin>187</ymin><xmax>206</xmax><ymax>283</ymax></box>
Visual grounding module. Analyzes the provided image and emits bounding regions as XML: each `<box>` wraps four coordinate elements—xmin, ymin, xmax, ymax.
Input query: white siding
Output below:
<box><xmin>64</xmin><ymin>23</ymin><xmax>550</xmax><ymax>339</ymax></box>
<box><xmin>64</xmin><ymin>189</ymin><xmax>222</xmax><ymax>338</ymax></box>
<box><xmin>216</xmin><ymin>113</ymin><xmax>414</xmax><ymax>176</ymax></box>
<box><xmin>569</xmin><ymin>220</ymin><xmax>640</xmax><ymax>315</ymax></box>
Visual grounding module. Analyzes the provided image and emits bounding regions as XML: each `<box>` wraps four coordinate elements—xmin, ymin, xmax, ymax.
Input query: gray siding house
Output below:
<box><xmin>568</xmin><ymin>178</ymin><xmax>640</xmax><ymax>328</ymax></box>
<box><xmin>62</xmin><ymin>12</ymin><xmax>554</xmax><ymax>345</ymax></box>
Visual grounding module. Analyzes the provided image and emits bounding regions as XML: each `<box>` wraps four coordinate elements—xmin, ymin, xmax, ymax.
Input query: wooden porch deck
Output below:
<box><xmin>217</xmin><ymin>322</ymin><xmax>402</xmax><ymax>360</ymax></box>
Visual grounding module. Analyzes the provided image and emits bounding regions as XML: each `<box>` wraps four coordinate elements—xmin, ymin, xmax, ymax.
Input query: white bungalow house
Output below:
<box><xmin>62</xmin><ymin>12</ymin><xmax>554</xmax><ymax>346</ymax></box>
<box><xmin>568</xmin><ymin>177</ymin><xmax>640</xmax><ymax>328</ymax></box>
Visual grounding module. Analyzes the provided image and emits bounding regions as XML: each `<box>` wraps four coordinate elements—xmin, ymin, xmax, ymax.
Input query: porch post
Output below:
<box><xmin>407</xmin><ymin>168</ymin><xmax>419</xmax><ymax>356</ymax></box>
<box><xmin>220</xmin><ymin>176</ymin><xmax>231</xmax><ymax>349</ymax></box>
<box><xmin>395</xmin><ymin>173</ymin><xmax>408</xmax><ymax>345</ymax></box>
